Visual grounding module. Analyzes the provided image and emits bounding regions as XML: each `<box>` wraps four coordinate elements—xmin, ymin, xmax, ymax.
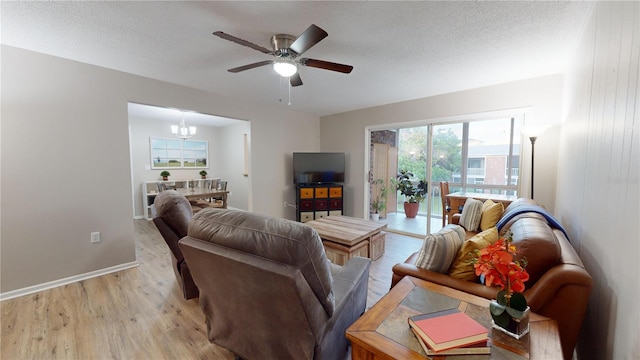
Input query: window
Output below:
<box><xmin>432</xmin><ymin>117</ymin><xmax>521</xmax><ymax>195</ymax></box>
<box><xmin>465</xmin><ymin>117</ymin><xmax>521</xmax><ymax>194</ymax></box>
<box><xmin>150</xmin><ymin>137</ymin><xmax>208</xmax><ymax>169</ymax></box>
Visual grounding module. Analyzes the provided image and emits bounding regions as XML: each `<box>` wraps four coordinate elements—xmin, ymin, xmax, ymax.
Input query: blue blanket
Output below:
<box><xmin>496</xmin><ymin>204</ymin><xmax>570</xmax><ymax>242</ymax></box>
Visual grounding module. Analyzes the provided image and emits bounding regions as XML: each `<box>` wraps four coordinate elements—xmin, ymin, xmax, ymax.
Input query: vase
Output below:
<box><xmin>403</xmin><ymin>202</ymin><xmax>419</xmax><ymax>218</ymax></box>
<box><xmin>490</xmin><ymin>300</ymin><xmax>530</xmax><ymax>339</ymax></box>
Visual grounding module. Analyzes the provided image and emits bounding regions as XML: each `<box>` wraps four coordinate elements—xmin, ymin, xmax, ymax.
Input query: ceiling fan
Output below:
<box><xmin>213</xmin><ymin>24</ymin><xmax>353</xmax><ymax>87</ymax></box>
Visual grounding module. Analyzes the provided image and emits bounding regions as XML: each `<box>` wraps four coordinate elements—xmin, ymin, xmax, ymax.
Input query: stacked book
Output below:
<box><xmin>408</xmin><ymin>308</ymin><xmax>490</xmax><ymax>356</ymax></box>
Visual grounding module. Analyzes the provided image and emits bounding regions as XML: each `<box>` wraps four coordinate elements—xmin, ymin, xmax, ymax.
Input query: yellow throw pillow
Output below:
<box><xmin>448</xmin><ymin>227</ymin><xmax>499</xmax><ymax>281</ymax></box>
<box><xmin>480</xmin><ymin>199</ymin><xmax>504</xmax><ymax>231</ymax></box>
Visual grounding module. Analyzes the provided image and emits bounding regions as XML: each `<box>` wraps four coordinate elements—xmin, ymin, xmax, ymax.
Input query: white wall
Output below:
<box><xmin>557</xmin><ymin>2</ymin><xmax>639</xmax><ymax>359</ymax></box>
<box><xmin>0</xmin><ymin>45</ymin><xmax>319</xmax><ymax>295</ymax></box>
<box><xmin>320</xmin><ymin>75</ymin><xmax>563</xmax><ymax>219</ymax></box>
<box><xmin>129</xmin><ymin>115</ymin><xmax>250</xmax><ymax>217</ymax></box>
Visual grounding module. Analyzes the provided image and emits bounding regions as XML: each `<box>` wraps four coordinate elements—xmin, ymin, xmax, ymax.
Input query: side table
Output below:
<box><xmin>346</xmin><ymin>276</ymin><xmax>562</xmax><ymax>359</ymax></box>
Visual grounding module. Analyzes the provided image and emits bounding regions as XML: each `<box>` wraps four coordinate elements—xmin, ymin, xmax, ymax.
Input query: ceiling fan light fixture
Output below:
<box><xmin>273</xmin><ymin>60</ymin><xmax>297</xmax><ymax>77</ymax></box>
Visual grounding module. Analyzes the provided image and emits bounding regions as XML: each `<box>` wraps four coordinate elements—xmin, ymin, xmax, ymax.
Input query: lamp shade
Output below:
<box><xmin>273</xmin><ymin>61</ymin><xmax>298</xmax><ymax>77</ymax></box>
<box><xmin>522</xmin><ymin>123</ymin><xmax>551</xmax><ymax>138</ymax></box>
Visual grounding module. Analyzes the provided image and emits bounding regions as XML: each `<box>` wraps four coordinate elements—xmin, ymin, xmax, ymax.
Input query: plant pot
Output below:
<box><xmin>403</xmin><ymin>202</ymin><xmax>419</xmax><ymax>218</ymax></box>
<box><xmin>370</xmin><ymin>213</ymin><xmax>380</xmax><ymax>221</ymax></box>
<box><xmin>162</xmin><ymin>176</ymin><xmax>168</xmax><ymax>181</ymax></box>
<box><xmin>490</xmin><ymin>301</ymin><xmax>530</xmax><ymax>339</ymax></box>
<box><xmin>201</xmin><ymin>175</ymin><xmax>206</xmax><ymax>179</ymax></box>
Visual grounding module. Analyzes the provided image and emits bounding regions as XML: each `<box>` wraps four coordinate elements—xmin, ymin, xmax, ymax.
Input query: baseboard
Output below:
<box><xmin>0</xmin><ymin>261</ymin><xmax>140</xmax><ymax>301</ymax></box>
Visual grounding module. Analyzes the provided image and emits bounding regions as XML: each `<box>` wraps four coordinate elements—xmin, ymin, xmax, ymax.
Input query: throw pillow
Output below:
<box><xmin>480</xmin><ymin>199</ymin><xmax>504</xmax><ymax>231</ymax></box>
<box><xmin>448</xmin><ymin>227</ymin><xmax>499</xmax><ymax>281</ymax></box>
<box><xmin>415</xmin><ymin>224</ymin><xmax>465</xmax><ymax>273</ymax></box>
<box><xmin>459</xmin><ymin>198</ymin><xmax>483</xmax><ymax>232</ymax></box>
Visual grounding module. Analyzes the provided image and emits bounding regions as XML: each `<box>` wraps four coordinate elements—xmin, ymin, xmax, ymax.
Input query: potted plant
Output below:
<box><xmin>160</xmin><ymin>170</ymin><xmax>170</xmax><ymax>181</ymax></box>
<box><xmin>391</xmin><ymin>169</ymin><xmax>428</xmax><ymax>218</ymax></box>
<box><xmin>370</xmin><ymin>178</ymin><xmax>389</xmax><ymax>221</ymax></box>
<box><xmin>199</xmin><ymin>170</ymin><xmax>208</xmax><ymax>179</ymax></box>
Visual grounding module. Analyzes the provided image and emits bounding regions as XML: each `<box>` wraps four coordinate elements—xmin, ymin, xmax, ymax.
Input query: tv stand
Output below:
<box><xmin>295</xmin><ymin>183</ymin><xmax>343</xmax><ymax>222</ymax></box>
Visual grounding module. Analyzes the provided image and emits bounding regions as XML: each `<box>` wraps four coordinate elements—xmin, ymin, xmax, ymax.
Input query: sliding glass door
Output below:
<box><xmin>369</xmin><ymin>116</ymin><xmax>522</xmax><ymax>237</ymax></box>
<box><xmin>430</xmin><ymin>123</ymin><xmax>463</xmax><ymax>229</ymax></box>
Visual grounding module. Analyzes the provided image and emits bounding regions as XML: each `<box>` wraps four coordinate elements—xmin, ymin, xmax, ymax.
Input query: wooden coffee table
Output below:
<box><xmin>305</xmin><ymin>215</ymin><xmax>386</xmax><ymax>265</ymax></box>
<box><xmin>346</xmin><ymin>276</ymin><xmax>562</xmax><ymax>359</ymax></box>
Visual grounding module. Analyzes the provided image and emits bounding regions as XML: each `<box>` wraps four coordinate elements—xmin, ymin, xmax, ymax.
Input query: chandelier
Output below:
<box><xmin>171</xmin><ymin>112</ymin><xmax>196</xmax><ymax>140</ymax></box>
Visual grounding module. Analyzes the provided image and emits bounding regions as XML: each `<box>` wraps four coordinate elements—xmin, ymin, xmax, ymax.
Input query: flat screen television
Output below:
<box><xmin>293</xmin><ymin>152</ymin><xmax>345</xmax><ymax>184</ymax></box>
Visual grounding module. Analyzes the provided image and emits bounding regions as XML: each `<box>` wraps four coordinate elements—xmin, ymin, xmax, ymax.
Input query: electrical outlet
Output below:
<box><xmin>91</xmin><ymin>232</ymin><xmax>101</xmax><ymax>243</ymax></box>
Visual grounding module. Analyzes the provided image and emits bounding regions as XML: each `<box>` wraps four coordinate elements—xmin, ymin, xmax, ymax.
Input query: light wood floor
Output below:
<box><xmin>1</xmin><ymin>219</ymin><xmax>422</xmax><ymax>359</ymax></box>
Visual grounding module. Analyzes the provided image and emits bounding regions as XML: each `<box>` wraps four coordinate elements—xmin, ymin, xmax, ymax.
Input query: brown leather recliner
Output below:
<box><xmin>152</xmin><ymin>190</ymin><xmax>199</xmax><ymax>300</ymax></box>
<box><xmin>179</xmin><ymin>208</ymin><xmax>371</xmax><ymax>360</ymax></box>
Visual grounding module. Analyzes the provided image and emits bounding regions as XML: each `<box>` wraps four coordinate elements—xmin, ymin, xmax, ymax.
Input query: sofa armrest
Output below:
<box><xmin>332</xmin><ymin>256</ymin><xmax>371</xmax><ymax>305</ymax></box>
<box><xmin>321</xmin><ymin>256</ymin><xmax>371</xmax><ymax>360</ymax></box>
<box><xmin>524</xmin><ymin>263</ymin><xmax>592</xmax><ymax>360</ymax></box>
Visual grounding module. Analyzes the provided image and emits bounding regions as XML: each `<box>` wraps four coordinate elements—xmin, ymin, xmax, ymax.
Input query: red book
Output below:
<box><xmin>408</xmin><ymin>309</ymin><xmax>488</xmax><ymax>352</ymax></box>
<box><xmin>411</xmin><ymin>328</ymin><xmax>491</xmax><ymax>356</ymax></box>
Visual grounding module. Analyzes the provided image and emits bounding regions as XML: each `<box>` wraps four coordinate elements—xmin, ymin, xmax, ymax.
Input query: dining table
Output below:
<box><xmin>174</xmin><ymin>187</ymin><xmax>229</xmax><ymax>208</ymax></box>
<box><xmin>444</xmin><ymin>191</ymin><xmax>517</xmax><ymax>224</ymax></box>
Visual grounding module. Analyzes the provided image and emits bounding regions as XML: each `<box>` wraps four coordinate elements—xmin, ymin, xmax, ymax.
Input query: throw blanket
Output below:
<box><xmin>496</xmin><ymin>204</ymin><xmax>571</xmax><ymax>243</ymax></box>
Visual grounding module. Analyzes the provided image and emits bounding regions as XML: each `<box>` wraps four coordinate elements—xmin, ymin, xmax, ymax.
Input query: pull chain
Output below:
<box><xmin>277</xmin><ymin>77</ymin><xmax>292</xmax><ymax>106</ymax></box>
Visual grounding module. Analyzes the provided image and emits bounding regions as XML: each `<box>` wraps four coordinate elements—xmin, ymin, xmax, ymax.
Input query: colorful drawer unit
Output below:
<box><xmin>296</xmin><ymin>184</ymin><xmax>343</xmax><ymax>222</ymax></box>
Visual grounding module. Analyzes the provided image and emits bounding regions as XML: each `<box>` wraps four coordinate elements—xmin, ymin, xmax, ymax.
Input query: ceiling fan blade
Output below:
<box><xmin>289</xmin><ymin>24</ymin><xmax>328</xmax><ymax>56</ymax></box>
<box><xmin>290</xmin><ymin>73</ymin><xmax>303</xmax><ymax>87</ymax></box>
<box><xmin>228</xmin><ymin>60</ymin><xmax>273</xmax><ymax>73</ymax></box>
<box><xmin>213</xmin><ymin>31</ymin><xmax>273</xmax><ymax>54</ymax></box>
<box><xmin>299</xmin><ymin>58</ymin><xmax>353</xmax><ymax>74</ymax></box>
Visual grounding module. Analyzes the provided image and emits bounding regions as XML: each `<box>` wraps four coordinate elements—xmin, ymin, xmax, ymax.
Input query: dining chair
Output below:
<box><xmin>440</xmin><ymin>181</ymin><xmax>450</xmax><ymax>227</ymax></box>
<box><xmin>156</xmin><ymin>182</ymin><xmax>167</xmax><ymax>192</ymax></box>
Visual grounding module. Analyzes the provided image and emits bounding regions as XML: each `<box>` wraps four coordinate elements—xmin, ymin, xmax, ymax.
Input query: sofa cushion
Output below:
<box><xmin>498</xmin><ymin>212</ymin><xmax>546</xmax><ymax>236</ymax></box>
<box><xmin>509</xmin><ymin>218</ymin><xmax>562</xmax><ymax>286</ymax></box>
<box><xmin>448</xmin><ymin>227</ymin><xmax>499</xmax><ymax>281</ymax></box>
<box><xmin>415</xmin><ymin>224</ymin><xmax>465</xmax><ymax>273</ymax></box>
<box><xmin>480</xmin><ymin>199</ymin><xmax>504</xmax><ymax>231</ymax></box>
<box><xmin>459</xmin><ymin>198</ymin><xmax>483</xmax><ymax>231</ymax></box>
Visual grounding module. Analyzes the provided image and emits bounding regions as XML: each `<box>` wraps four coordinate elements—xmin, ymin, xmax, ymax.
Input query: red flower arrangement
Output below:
<box><xmin>474</xmin><ymin>238</ymin><xmax>529</xmax><ymax>296</ymax></box>
<box><xmin>473</xmin><ymin>232</ymin><xmax>529</xmax><ymax>308</ymax></box>
<box><xmin>473</xmin><ymin>232</ymin><xmax>531</xmax><ymax>337</ymax></box>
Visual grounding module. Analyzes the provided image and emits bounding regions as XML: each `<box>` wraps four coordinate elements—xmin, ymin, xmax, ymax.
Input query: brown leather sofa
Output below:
<box><xmin>152</xmin><ymin>190</ymin><xmax>199</xmax><ymax>300</ymax></box>
<box><xmin>179</xmin><ymin>208</ymin><xmax>371</xmax><ymax>360</ymax></box>
<box><xmin>391</xmin><ymin>198</ymin><xmax>592</xmax><ymax>360</ymax></box>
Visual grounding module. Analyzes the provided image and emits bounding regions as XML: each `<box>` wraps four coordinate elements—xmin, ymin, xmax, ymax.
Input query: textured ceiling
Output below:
<box><xmin>2</xmin><ymin>1</ymin><xmax>594</xmax><ymax>117</ymax></box>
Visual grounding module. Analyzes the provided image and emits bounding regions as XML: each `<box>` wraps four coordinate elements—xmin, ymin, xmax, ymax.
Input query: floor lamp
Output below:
<box><xmin>529</xmin><ymin>136</ymin><xmax>537</xmax><ymax>199</ymax></box>
<box><xmin>522</xmin><ymin>124</ymin><xmax>550</xmax><ymax>200</ymax></box>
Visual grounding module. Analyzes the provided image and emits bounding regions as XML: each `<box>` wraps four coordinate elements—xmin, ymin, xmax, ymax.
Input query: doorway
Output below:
<box><xmin>127</xmin><ymin>102</ymin><xmax>250</xmax><ymax>219</ymax></box>
<box><xmin>369</xmin><ymin>126</ymin><xmax>436</xmax><ymax>237</ymax></box>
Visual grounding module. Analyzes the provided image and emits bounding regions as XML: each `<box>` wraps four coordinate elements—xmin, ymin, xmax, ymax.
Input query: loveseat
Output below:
<box><xmin>391</xmin><ymin>198</ymin><xmax>592</xmax><ymax>360</ymax></box>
